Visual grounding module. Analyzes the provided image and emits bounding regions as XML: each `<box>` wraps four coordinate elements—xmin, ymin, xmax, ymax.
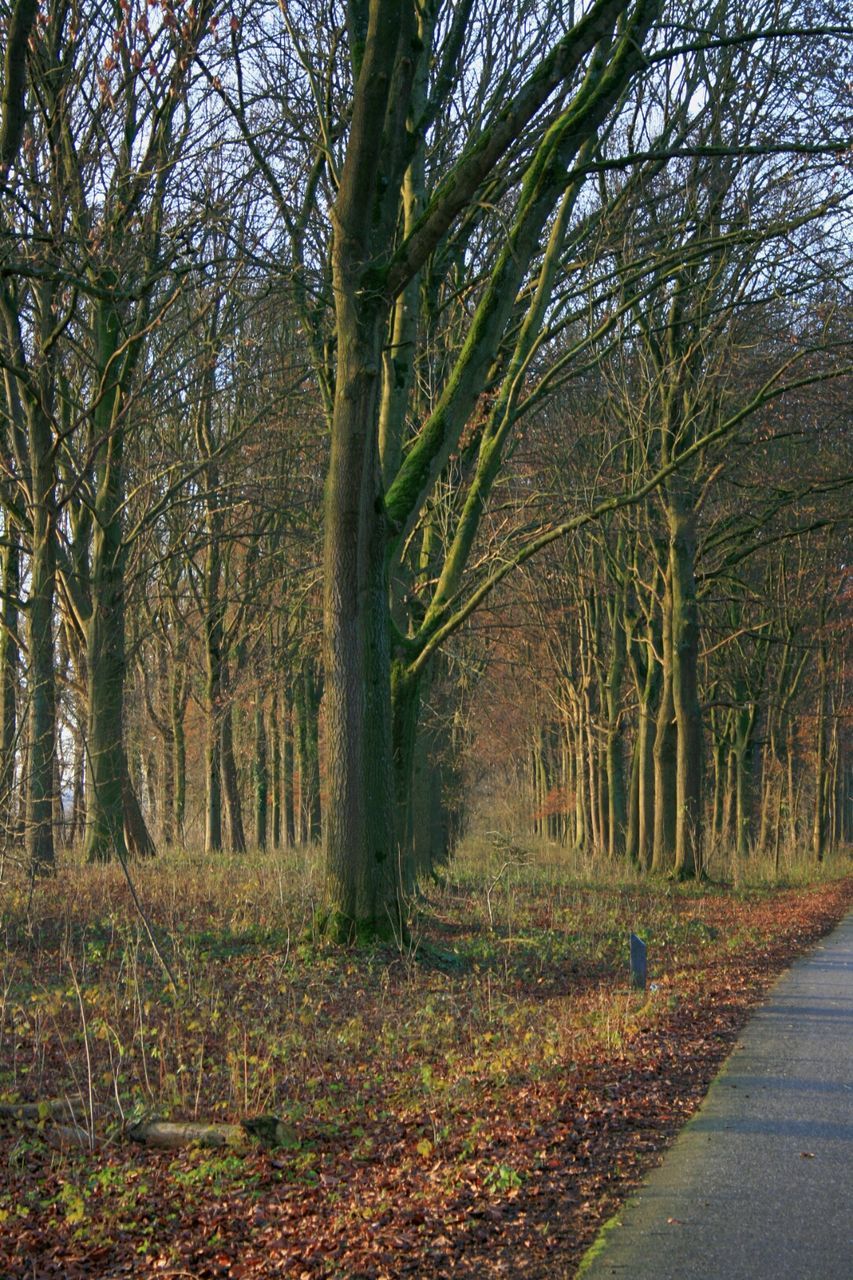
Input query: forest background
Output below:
<box><xmin>0</xmin><ymin>0</ymin><xmax>850</xmax><ymax>1275</ymax></box>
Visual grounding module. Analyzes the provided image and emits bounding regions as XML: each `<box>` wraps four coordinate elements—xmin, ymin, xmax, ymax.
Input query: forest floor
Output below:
<box><xmin>0</xmin><ymin>841</ymin><xmax>850</xmax><ymax>1279</ymax></box>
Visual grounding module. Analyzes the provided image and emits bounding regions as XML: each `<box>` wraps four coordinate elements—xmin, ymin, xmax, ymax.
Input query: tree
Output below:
<box><xmin>217</xmin><ymin>0</ymin><xmax>659</xmax><ymax>936</ymax></box>
<box><xmin>0</xmin><ymin>0</ymin><xmax>217</xmax><ymax>867</ymax></box>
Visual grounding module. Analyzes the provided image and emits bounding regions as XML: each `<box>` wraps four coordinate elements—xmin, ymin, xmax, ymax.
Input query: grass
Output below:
<box><xmin>0</xmin><ymin>837</ymin><xmax>848</xmax><ymax>1118</ymax></box>
<box><xmin>0</xmin><ymin>835</ymin><xmax>850</xmax><ymax>1277</ymax></box>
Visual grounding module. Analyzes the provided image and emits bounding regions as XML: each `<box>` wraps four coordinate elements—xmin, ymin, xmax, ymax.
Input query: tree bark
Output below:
<box><xmin>84</xmin><ymin>525</ymin><xmax>128</xmax><ymax>863</ymax></box>
<box><xmin>26</xmin><ymin>445</ymin><xmax>56</xmax><ymax>875</ymax></box>
<box><xmin>221</xmin><ymin>692</ymin><xmax>246</xmax><ymax>855</ymax></box>
<box><xmin>652</xmin><ymin>570</ymin><xmax>677</xmax><ymax>874</ymax></box>
<box><xmin>604</xmin><ymin>605</ymin><xmax>626</xmax><ymax>858</ymax></box>
<box><xmin>296</xmin><ymin>656</ymin><xmax>322</xmax><ymax>844</ymax></box>
<box><xmin>254</xmin><ymin>702</ymin><xmax>268</xmax><ymax>851</ymax></box>
<box><xmin>0</xmin><ymin>530</ymin><xmax>19</xmax><ymax>834</ymax></box>
<box><xmin>282</xmin><ymin>680</ymin><xmax>296</xmax><ymax>847</ymax></box>
<box><xmin>812</xmin><ymin>634</ymin><xmax>828</xmax><ymax>862</ymax></box>
<box><xmin>270</xmin><ymin>687</ymin><xmax>282</xmax><ymax>849</ymax></box>
<box><xmin>668</xmin><ymin>504</ymin><xmax>701</xmax><ymax>878</ymax></box>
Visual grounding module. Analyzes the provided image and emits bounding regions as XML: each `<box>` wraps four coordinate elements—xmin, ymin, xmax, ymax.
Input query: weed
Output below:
<box><xmin>484</xmin><ymin>1162</ymin><xmax>524</xmax><ymax>1194</ymax></box>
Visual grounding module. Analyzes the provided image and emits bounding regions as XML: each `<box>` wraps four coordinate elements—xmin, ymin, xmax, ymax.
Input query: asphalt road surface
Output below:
<box><xmin>579</xmin><ymin>910</ymin><xmax>853</xmax><ymax>1279</ymax></box>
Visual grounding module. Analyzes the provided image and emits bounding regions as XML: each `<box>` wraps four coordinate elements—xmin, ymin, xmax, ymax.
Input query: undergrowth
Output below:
<box><xmin>0</xmin><ymin>837</ymin><xmax>849</xmax><ymax>1277</ymax></box>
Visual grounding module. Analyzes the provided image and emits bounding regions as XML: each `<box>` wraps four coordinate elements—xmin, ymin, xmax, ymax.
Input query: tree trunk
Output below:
<box><xmin>26</xmin><ymin>463</ymin><xmax>56</xmax><ymax>875</ymax></box>
<box><xmin>295</xmin><ymin>655</ymin><xmax>322</xmax><ymax>843</ymax></box>
<box><xmin>573</xmin><ymin>713</ymin><xmax>587</xmax><ymax>850</ymax></box>
<box><xmin>221</xmin><ymin>694</ymin><xmax>246</xmax><ymax>855</ymax></box>
<box><xmin>812</xmin><ymin>637</ymin><xmax>827</xmax><ymax>863</ymax></box>
<box><xmin>69</xmin><ymin>731</ymin><xmax>85</xmax><ymax>846</ymax></box>
<box><xmin>597</xmin><ymin>736</ymin><xmax>609</xmax><ymax>856</ymax></box>
<box><xmin>283</xmin><ymin>681</ymin><xmax>295</xmax><ymax>847</ymax></box>
<box><xmin>123</xmin><ymin>763</ymin><xmax>156</xmax><ymax>859</ymax></box>
<box><xmin>625</xmin><ymin>727</ymin><xmax>640</xmax><ymax>862</ymax></box>
<box><xmin>323</xmin><ymin>290</ymin><xmax>398</xmax><ymax>938</ymax></box>
<box><xmin>254</xmin><ymin>702</ymin><xmax>268</xmax><ymax>851</ymax></box>
<box><xmin>83</xmin><ymin>302</ymin><xmax>155</xmax><ymax>863</ymax></box>
<box><xmin>636</xmin><ymin>696</ymin><xmax>657</xmax><ymax>870</ymax></box>
<box><xmin>204</xmin><ymin>582</ymin><xmax>224</xmax><ymax>854</ymax></box>
<box><xmin>157</xmin><ymin>645</ymin><xmax>175</xmax><ymax>848</ymax></box>
<box><xmin>711</xmin><ymin>729</ymin><xmax>726</xmax><ymax>848</ymax></box>
<box><xmin>171</xmin><ymin>668</ymin><xmax>186</xmax><ymax>845</ymax></box>
<box><xmin>391</xmin><ymin>656</ymin><xmax>422</xmax><ymax>889</ymax></box>
<box><xmin>652</xmin><ymin>578</ymin><xmax>676</xmax><ymax>874</ymax></box>
<box><xmin>270</xmin><ymin>687</ymin><xmax>282</xmax><ymax>849</ymax></box>
<box><xmin>605</xmin><ymin>630</ymin><xmax>626</xmax><ymax>858</ymax></box>
<box><xmin>83</xmin><ymin>532</ymin><xmax>128</xmax><ymax>863</ymax></box>
<box><xmin>668</xmin><ymin>506</ymin><xmax>701</xmax><ymax>877</ymax></box>
<box><xmin>0</xmin><ymin>531</ymin><xmax>19</xmax><ymax>835</ymax></box>
<box><xmin>733</xmin><ymin>701</ymin><xmax>756</xmax><ymax>863</ymax></box>
<box><xmin>756</xmin><ymin>742</ymin><xmax>773</xmax><ymax>855</ymax></box>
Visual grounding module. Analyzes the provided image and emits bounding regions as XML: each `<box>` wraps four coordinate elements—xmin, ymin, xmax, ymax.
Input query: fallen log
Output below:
<box><xmin>127</xmin><ymin>1115</ymin><xmax>295</xmax><ymax>1151</ymax></box>
<box><xmin>0</xmin><ymin>1098</ymin><xmax>112</xmax><ymax>1124</ymax></box>
<box><xmin>127</xmin><ymin>1119</ymin><xmax>249</xmax><ymax>1150</ymax></box>
<box><xmin>46</xmin><ymin>1122</ymin><xmax>96</xmax><ymax>1150</ymax></box>
<box><xmin>0</xmin><ymin>1099</ymin><xmax>294</xmax><ymax>1153</ymax></box>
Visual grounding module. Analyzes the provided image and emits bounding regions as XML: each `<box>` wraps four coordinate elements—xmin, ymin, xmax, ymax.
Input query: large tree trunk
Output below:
<box><xmin>319</xmin><ymin>0</ymin><xmax>657</xmax><ymax>935</ymax></box>
<box><xmin>323</xmin><ymin>298</ymin><xmax>398</xmax><ymax>939</ymax></box>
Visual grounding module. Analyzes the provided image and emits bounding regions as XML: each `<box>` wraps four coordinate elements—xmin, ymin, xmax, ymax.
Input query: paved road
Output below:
<box><xmin>579</xmin><ymin>911</ymin><xmax>853</xmax><ymax>1279</ymax></box>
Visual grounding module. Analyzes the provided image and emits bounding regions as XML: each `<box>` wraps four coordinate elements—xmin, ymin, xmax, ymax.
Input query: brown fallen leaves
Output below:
<box><xmin>0</xmin><ymin>871</ymin><xmax>850</xmax><ymax>1280</ymax></box>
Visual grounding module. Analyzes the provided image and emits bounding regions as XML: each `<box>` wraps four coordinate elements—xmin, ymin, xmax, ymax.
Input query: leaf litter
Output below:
<box><xmin>0</xmin><ymin>864</ymin><xmax>849</xmax><ymax>1279</ymax></box>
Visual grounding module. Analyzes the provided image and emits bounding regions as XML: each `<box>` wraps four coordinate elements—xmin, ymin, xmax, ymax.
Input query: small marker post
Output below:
<box><xmin>630</xmin><ymin>933</ymin><xmax>647</xmax><ymax>991</ymax></box>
